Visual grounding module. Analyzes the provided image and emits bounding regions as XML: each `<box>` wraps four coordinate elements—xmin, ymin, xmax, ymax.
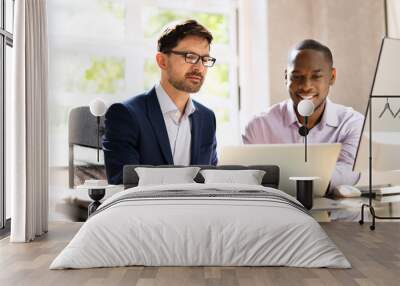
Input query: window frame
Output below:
<box><xmin>0</xmin><ymin>0</ymin><xmax>14</xmax><ymax>231</ymax></box>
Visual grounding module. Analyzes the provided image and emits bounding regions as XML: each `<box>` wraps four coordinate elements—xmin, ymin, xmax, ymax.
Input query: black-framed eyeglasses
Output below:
<box><xmin>166</xmin><ymin>50</ymin><xmax>216</xmax><ymax>67</ymax></box>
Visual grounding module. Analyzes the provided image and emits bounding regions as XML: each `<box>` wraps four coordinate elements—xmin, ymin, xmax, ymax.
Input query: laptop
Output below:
<box><xmin>219</xmin><ymin>143</ymin><xmax>341</xmax><ymax>197</ymax></box>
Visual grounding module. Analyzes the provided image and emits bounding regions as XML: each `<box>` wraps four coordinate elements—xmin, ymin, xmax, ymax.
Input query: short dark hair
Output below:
<box><xmin>290</xmin><ymin>39</ymin><xmax>333</xmax><ymax>67</ymax></box>
<box><xmin>157</xmin><ymin>20</ymin><xmax>213</xmax><ymax>53</ymax></box>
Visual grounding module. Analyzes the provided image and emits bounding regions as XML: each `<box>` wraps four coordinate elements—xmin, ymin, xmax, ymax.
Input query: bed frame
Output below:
<box><xmin>86</xmin><ymin>165</ymin><xmax>280</xmax><ymax>216</ymax></box>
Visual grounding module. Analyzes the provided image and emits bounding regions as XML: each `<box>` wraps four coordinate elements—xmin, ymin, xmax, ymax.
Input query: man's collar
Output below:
<box><xmin>320</xmin><ymin>98</ymin><xmax>339</xmax><ymax>128</ymax></box>
<box><xmin>285</xmin><ymin>100</ymin><xmax>300</xmax><ymax>127</ymax></box>
<box><xmin>284</xmin><ymin>98</ymin><xmax>339</xmax><ymax>128</ymax></box>
<box><xmin>155</xmin><ymin>83</ymin><xmax>179</xmax><ymax>114</ymax></box>
<box><xmin>155</xmin><ymin>83</ymin><xmax>196</xmax><ymax>117</ymax></box>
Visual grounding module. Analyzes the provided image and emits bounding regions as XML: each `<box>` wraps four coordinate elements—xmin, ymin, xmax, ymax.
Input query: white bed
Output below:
<box><xmin>50</xmin><ymin>183</ymin><xmax>351</xmax><ymax>269</ymax></box>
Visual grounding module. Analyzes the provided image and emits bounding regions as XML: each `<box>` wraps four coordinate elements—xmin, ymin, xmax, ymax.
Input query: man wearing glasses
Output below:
<box><xmin>103</xmin><ymin>20</ymin><xmax>218</xmax><ymax>184</ymax></box>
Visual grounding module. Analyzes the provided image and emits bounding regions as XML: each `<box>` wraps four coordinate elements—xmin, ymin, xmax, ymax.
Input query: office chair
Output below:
<box><xmin>68</xmin><ymin>106</ymin><xmax>106</xmax><ymax>188</ymax></box>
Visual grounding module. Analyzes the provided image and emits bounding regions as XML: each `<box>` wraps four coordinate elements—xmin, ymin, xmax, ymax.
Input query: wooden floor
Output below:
<box><xmin>0</xmin><ymin>222</ymin><xmax>399</xmax><ymax>286</ymax></box>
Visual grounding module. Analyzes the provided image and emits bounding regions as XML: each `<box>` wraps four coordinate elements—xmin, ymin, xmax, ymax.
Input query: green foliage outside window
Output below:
<box><xmin>202</xmin><ymin>64</ymin><xmax>229</xmax><ymax>99</ymax></box>
<box><xmin>216</xmin><ymin>108</ymin><xmax>230</xmax><ymax>124</ymax></box>
<box><xmin>97</xmin><ymin>0</ymin><xmax>125</xmax><ymax>21</ymax></box>
<box><xmin>144</xmin><ymin>9</ymin><xmax>228</xmax><ymax>44</ymax></box>
<box><xmin>144</xmin><ymin>59</ymin><xmax>159</xmax><ymax>90</ymax></box>
<box><xmin>80</xmin><ymin>57</ymin><xmax>125</xmax><ymax>94</ymax></box>
<box><xmin>195</xmin><ymin>13</ymin><xmax>228</xmax><ymax>44</ymax></box>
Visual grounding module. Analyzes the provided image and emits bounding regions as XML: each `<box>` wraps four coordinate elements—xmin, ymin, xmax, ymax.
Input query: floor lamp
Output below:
<box><xmin>355</xmin><ymin>37</ymin><xmax>400</xmax><ymax>230</ymax></box>
<box><xmin>89</xmin><ymin>98</ymin><xmax>107</xmax><ymax>162</ymax></box>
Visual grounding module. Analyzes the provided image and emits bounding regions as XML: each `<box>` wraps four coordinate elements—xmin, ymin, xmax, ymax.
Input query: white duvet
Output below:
<box><xmin>50</xmin><ymin>183</ymin><xmax>350</xmax><ymax>269</ymax></box>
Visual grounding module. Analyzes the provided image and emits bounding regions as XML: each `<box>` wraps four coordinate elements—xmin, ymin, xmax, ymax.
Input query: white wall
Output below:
<box><xmin>266</xmin><ymin>0</ymin><xmax>385</xmax><ymax>114</ymax></box>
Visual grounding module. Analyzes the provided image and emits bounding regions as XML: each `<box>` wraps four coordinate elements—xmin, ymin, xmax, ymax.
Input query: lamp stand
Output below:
<box><xmin>298</xmin><ymin>117</ymin><xmax>309</xmax><ymax>162</ymax></box>
<box><xmin>304</xmin><ymin>117</ymin><xmax>308</xmax><ymax>162</ymax></box>
<box><xmin>97</xmin><ymin>116</ymin><xmax>100</xmax><ymax>162</ymax></box>
<box><xmin>358</xmin><ymin>38</ymin><xmax>400</xmax><ymax>230</ymax></box>
<box><xmin>359</xmin><ymin>96</ymin><xmax>400</xmax><ymax>230</ymax></box>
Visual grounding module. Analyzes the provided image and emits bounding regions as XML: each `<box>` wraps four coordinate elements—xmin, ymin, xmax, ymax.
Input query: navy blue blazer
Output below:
<box><xmin>102</xmin><ymin>87</ymin><xmax>218</xmax><ymax>184</ymax></box>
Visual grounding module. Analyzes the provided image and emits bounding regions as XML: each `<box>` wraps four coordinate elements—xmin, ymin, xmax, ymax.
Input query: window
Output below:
<box><xmin>1</xmin><ymin>0</ymin><xmax>14</xmax><ymax>231</ymax></box>
<box><xmin>48</xmin><ymin>0</ymin><xmax>238</xmax><ymax>174</ymax></box>
<box><xmin>142</xmin><ymin>1</ymin><xmax>239</xmax><ymax>145</ymax></box>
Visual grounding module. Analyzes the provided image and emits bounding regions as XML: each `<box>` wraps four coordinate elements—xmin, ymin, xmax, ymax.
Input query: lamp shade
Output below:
<box><xmin>297</xmin><ymin>99</ymin><xmax>314</xmax><ymax>117</ymax></box>
<box><xmin>89</xmin><ymin>98</ymin><xmax>107</xmax><ymax>117</ymax></box>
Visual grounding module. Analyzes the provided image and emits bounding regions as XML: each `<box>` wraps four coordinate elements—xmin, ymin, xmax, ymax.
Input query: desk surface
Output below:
<box><xmin>55</xmin><ymin>184</ymin><xmax>400</xmax><ymax>223</ymax></box>
<box><xmin>312</xmin><ymin>195</ymin><xmax>400</xmax><ymax>222</ymax></box>
<box><xmin>314</xmin><ymin>195</ymin><xmax>400</xmax><ymax>209</ymax></box>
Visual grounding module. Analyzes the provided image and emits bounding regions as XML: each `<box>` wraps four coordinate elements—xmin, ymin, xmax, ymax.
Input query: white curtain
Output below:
<box><xmin>9</xmin><ymin>0</ymin><xmax>48</xmax><ymax>242</ymax></box>
<box><xmin>238</xmin><ymin>0</ymin><xmax>269</xmax><ymax>129</ymax></box>
<box><xmin>387</xmin><ymin>0</ymin><xmax>400</xmax><ymax>38</ymax></box>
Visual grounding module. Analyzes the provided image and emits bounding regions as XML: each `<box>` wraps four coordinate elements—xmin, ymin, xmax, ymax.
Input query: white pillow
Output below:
<box><xmin>200</xmin><ymin>169</ymin><xmax>266</xmax><ymax>185</ymax></box>
<box><xmin>135</xmin><ymin>167</ymin><xmax>201</xmax><ymax>186</ymax></box>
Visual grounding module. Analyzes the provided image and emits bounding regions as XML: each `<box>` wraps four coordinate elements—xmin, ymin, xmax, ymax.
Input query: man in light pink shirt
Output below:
<box><xmin>243</xmin><ymin>39</ymin><xmax>364</xmax><ymax>194</ymax></box>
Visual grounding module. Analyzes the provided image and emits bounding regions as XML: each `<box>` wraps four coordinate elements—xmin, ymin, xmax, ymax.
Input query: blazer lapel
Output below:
<box><xmin>146</xmin><ymin>88</ymin><xmax>174</xmax><ymax>164</ymax></box>
<box><xmin>190</xmin><ymin>110</ymin><xmax>201</xmax><ymax>164</ymax></box>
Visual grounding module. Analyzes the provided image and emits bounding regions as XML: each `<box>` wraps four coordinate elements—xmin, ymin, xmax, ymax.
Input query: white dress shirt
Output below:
<box><xmin>155</xmin><ymin>84</ymin><xmax>196</xmax><ymax>165</ymax></box>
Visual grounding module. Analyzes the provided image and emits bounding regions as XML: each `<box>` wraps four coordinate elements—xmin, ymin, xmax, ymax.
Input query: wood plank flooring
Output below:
<box><xmin>0</xmin><ymin>222</ymin><xmax>399</xmax><ymax>286</ymax></box>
